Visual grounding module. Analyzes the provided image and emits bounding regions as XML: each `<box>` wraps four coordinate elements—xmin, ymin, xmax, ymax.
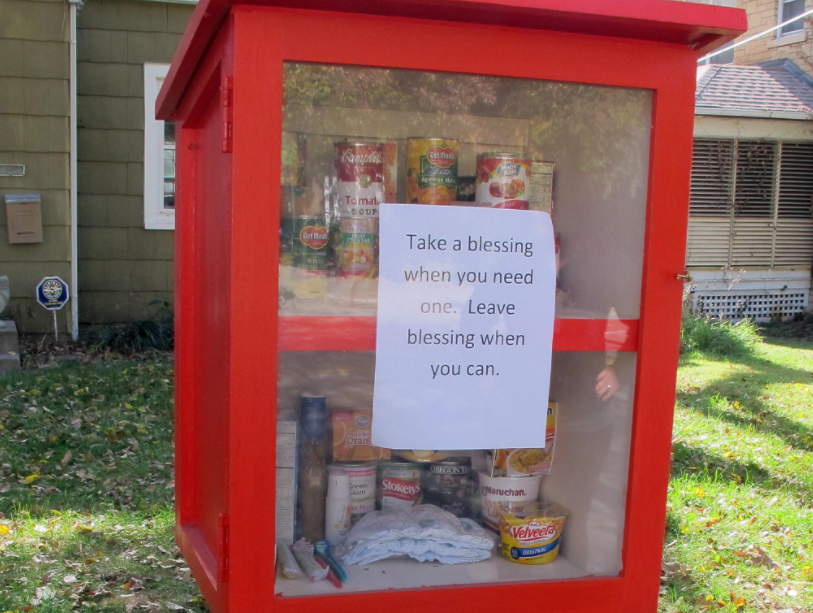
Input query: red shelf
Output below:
<box><xmin>278</xmin><ymin>316</ymin><xmax>638</xmax><ymax>352</ymax></box>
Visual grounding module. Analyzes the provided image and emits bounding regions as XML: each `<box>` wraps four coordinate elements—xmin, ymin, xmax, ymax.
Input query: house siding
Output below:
<box><xmin>733</xmin><ymin>0</ymin><xmax>813</xmax><ymax>77</ymax></box>
<box><xmin>0</xmin><ymin>0</ymin><xmax>72</xmax><ymax>334</ymax></box>
<box><xmin>76</xmin><ymin>0</ymin><xmax>192</xmax><ymax>324</ymax></box>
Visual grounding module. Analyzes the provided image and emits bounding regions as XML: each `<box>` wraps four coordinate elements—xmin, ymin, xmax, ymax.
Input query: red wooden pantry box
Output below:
<box><xmin>156</xmin><ymin>1</ymin><xmax>746</xmax><ymax>612</ymax></box>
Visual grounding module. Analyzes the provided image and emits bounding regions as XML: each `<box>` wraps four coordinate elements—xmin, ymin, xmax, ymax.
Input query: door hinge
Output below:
<box><xmin>217</xmin><ymin>513</ymin><xmax>230</xmax><ymax>583</ymax></box>
<box><xmin>221</xmin><ymin>76</ymin><xmax>233</xmax><ymax>153</ymax></box>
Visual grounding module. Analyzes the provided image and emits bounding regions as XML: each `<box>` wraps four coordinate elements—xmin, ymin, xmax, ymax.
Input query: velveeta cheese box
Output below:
<box><xmin>488</xmin><ymin>402</ymin><xmax>557</xmax><ymax>477</ymax></box>
<box><xmin>332</xmin><ymin>410</ymin><xmax>390</xmax><ymax>462</ymax></box>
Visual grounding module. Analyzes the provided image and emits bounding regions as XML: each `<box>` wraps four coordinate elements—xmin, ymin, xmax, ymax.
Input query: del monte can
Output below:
<box><xmin>406</xmin><ymin>138</ymin><xmax>459</xmax><ymax>205</ymax></box>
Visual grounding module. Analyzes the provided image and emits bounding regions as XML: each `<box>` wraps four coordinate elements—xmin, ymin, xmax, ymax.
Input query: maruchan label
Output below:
<box><xmin>335</xmin><ymin>142</ymin><xmax>384</xmax><ymax>219</ymax></box>
<box><xmin>292</xmin><ymin>218</ymin><xmax>329</xmax><ymax>272</ymax></box>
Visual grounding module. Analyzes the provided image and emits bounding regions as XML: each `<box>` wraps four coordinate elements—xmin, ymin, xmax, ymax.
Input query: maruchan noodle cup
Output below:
<box><xmin>339</xmin><ymin>218</ymin><xmax>377</xmax><ymax>279</ymax></box>
<box><xmin>332</xmin><ymin>410</ymin><xmax>390</xmax><ymax>462</ymax></box>
<box><xmin>406</xmin><ymin>138</ymin><xmax>459</xmax><ymax>204</ymax></box>
<box><xmin>335</xmin><ymin>142</ymin><xmax>384</xmax><ymax>219</ymax></box>
<box><xmin>478</xmin><ymin>471</ymin><xmax>540</xmax><ymax>532</ymax></box>
<box><xmin>329</xmin><ymin>462</ymin><xmax>377</xmax><ymax>526</ymax></box>
<box><xmin>475</xmin><ymin>152</ymin><xmax>531</xmax><ymax>209</ymax></box>
<box><xmin>499</xmin><ymin>501</ymin><xmax>569</xmax><ymax>565</ymax></box>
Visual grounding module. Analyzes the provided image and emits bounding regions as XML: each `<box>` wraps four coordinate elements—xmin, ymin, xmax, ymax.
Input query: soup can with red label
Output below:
<box><xmin>377</xmin><ymin>461</ymin><xmax>424</xmax><ymax>510</ymax></box>
<box><xmin>475</xmin><ymin>152</ymin><xmax>531</xmax><ymax>210</ymax></box>
<box><xmin>335</xmin><ymin>141</ymin><xmax>384</xmax><ymax>219</ymax></box>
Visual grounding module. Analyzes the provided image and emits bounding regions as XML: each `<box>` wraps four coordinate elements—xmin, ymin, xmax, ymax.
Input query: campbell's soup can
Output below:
<box><xmin>330</xmin><ymin>462</ymin><xmax>377</xmax><ymax>526</ymax></box>
<box><xmin>334</xmin><ymin>142</ymin><xmax>384</xmax><ymax>219</ymax></box>
<box><xmin>405</xmin><ymin>138</ymin><xmax>459</xmax><ymax>205</ymax></box>
<box><xmin>339</xmin><ymin>218</ymin><xmax>377</xmax><ymax>278</ymax></box>
<box><xmin>475</xmin><ymin>152</ymin><xmax>531</xmax><ymax>209</ymax></box>
<box><xmin>292</xmin><ymin>217</ymin><xmax>329</xmax><ymax>274</ymax></box>
<box><xmin>377</xmin><ymin>461</ymin><xmax>424</xmax><ymax>510</ymax></box>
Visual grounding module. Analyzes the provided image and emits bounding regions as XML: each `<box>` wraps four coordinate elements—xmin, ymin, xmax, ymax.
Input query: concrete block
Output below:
<box><xmin>127</xmin><ymin>31</ymin><xmax>156</xmax><ymax>64</ymax></box>
<box><xmin>22</xmin><ymin>1</ymin><xmax>67</xmax><ymax>42</ymax></box>
<box><xmin>0</xmin><ymin>1</ymin><xmax>24</xmax><ymax>39</ymax></box>
<box><xmin>78</xmin><ymin>258</ymin><xmax>105</xmax><ymax>291</ymax></box>
<box><xmin>78</xmin><ymin>160</ymin><xmax>128</xmax><ymax>195</ymax></box>
<box><xmin>167</xmin><ymin>4</ymin><xmax>194</xmax><ymax>34</ymax></box>
<box><xmin>0</xmin><ymin>354</ymin><xmax>22</xmax><ymax>374</ymax></box>
<box><xmin>127</xmin><ymin>162</ymin><xmax>143</xmax><ymax>195</ymax></box>
<box><xmin>0</xmin><ymin>77</ymin><xmax>25</xmax><ymax>114</ymax></box>
<box><xmin>0</xmin><ymin>319</ymin><xmax>21</xmax><ymax>356</ymax></box>
<box><xmin>126</xmin><ymin>226</ymin><xmax>154</xmax><ymax>259</ymax></box>
<box><xmin>23</xmin><ymin>41</ymin><xmax>69</xmax><ymax>80</ymax></box>
<box><xmin>0</xmin><ymin>40</ymin><xmax>24</xmax><ymax>77</ymax></box>
<box><xmin>0</xmin><ymin>114</ymin><xmax>25</xmax><ymax>151</ymax></box>
<box><xmin>77</xmin><ymin>226</ymin><xmax>128</xmax><ymax>260</ymax></box>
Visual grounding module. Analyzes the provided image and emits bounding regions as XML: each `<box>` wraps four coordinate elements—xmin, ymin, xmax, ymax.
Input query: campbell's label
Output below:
<box><xmin>335</xmin><ymin>142</ymin><xmax>384</xmax><ymax>219</ymax></box>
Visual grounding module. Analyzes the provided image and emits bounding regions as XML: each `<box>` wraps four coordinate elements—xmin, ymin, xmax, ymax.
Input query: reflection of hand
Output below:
<box><xmin>595</xmin><ymin>367</ymin><xmax>619</xmax><ymax>401</ymax></box>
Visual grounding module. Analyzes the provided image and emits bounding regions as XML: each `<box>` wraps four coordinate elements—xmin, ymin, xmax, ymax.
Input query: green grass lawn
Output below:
<box><xmin>1</xmin><ymin>334</ymin><xmax>811</xmax><ymax>612</ymax></box>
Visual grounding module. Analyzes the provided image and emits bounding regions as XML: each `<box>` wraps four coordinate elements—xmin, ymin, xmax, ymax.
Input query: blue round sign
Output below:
<box><xmin>36</xmin><ymin>277</ymin><xmax>69</xmax><ymax>311</ymax></box>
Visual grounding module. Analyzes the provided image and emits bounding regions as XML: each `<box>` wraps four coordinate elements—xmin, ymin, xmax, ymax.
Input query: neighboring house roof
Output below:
<box><xmin>696</xmin><ymin>62</ymin><xmax>813</xmax><ymax>120</ymax></box>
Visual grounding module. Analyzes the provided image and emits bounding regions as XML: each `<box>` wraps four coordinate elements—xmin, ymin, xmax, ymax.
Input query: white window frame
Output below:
<box><xmin>777</xmin><ymin>0</ymin><xmax>805</xmax><ymax>38</ymax></box>
<box><xmin>144</xmin><ymin>63</ymin><xmax>175</xmax><ymax>230</ymax></box>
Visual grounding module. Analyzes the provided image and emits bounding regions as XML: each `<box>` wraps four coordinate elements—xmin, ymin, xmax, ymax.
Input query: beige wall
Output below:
<box><xmin>733</xmin><ymin>0</ymin><xmax>813</xmax><ymax>76</ymax></box>
<box><xmin>76</xmin><ymin>0</ymin><xmax>193</xmax><ymax>323</ymax></box>
<box><xmin>0</xmin><ymin>0</ymin><xmax>72</xmax><ymax>334</ymax></box>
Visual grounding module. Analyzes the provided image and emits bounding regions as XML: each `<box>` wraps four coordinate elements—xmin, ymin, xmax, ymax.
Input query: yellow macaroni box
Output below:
<box><xmin>488</xmin><ymin>402</ymin><xmax>557</xmax><ymax>477</ymax></box>
<box><xmin>499</xmin><ymin>501</ymin><xmax>568</xmax><ymax>565</ymax></box>
<box><xmin>332</xmin><ymin>410</ymin><xmax>390</xmax><ymax>462</ymax></box>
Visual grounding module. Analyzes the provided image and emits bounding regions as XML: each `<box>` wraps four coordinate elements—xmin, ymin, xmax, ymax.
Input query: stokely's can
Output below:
<box><xmin>423</xmin><ymin>458</ymin><xmax>472</xmax><ymax>518</ymax></box>
<box><xmin>405</xmin><ymin>138</ymin><xmax>459</xmax><ymax>205</ymax></box>
<box><xmin>377</xmin><ymin>461</ymin><xmax>424</xmax><ymax>511</ymax></box>
<box><xmin>334</xmin><ymin>142</ymin><xmax>384</xmax><ymax>219</ymax></box>
<box><xmin>475</xmin><ymin>152</ymin><xmax>531</xmax><ymax>210</ymax></box>
<box><xmin>339</xmin><ymin>218</ymin><xmax>377</xmax><ymax>279</ymax></box>
<box><xmin>329</xmin><ymin>462</ymin><xmax>377</xmax><ymax>526</ymax></box>
<box><xmin>292</xmin><ymin>217</ymin><xmax>329</xmax><ymax>274</ymax></box>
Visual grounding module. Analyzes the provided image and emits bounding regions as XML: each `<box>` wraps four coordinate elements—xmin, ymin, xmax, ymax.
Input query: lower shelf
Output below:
<box><xmin>274</xmin><ymin>547</ymin><xmax>594</xmax><ymax>597</ymax></box>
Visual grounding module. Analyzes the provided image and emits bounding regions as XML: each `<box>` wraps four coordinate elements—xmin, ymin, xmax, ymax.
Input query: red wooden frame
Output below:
<box><xmin>163</xmin><ymin>3</ymin><xmax>746</xmax><ymax>613</ymax></box>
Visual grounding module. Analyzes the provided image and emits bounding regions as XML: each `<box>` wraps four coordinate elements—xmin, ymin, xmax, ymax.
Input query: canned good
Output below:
<box><xmin>423</xmin><ymin>458</ymin><xmax>472</xmax><ymax>518</ymax></box>
<box><xmin>377</xmin><ymin>461</ymin><xmax>424</xmax><ymax>510</ymax></box>
<box><xmin>339</xmin><ymin>218</ymin><xmax>377</xmax><ymax>278</ymax></box>
<box><xmin>456</xmin><ymin>176</ymin><xmax>476</xmax><ymax>202</ymax></box>
<box><xmin>292</xmin><ymin>217</ymin><xmax>329</xmax><ymax>274</ymax></box>
<box><xmin>330</xmin><ymin>462</ymin><xmax>377</xmax><ymax>526</ymax></box>
<box><xmin>335</xmin><ymin>142</ymin><xmax>384</xmax><ymax>219</ymax></box>
<box><xmin>475</xmin><ymin>152</ymin><xmax>531</xmax><ymax>209</ymax></box>
<box><xmin>383</xmin><ymin>141</ymin><xmax>398</xmax><ymax>204</ymax></box>
<box><xmin>406</xmin><ymin>138</ymin><xmax>459</xmax><ymax>204</ymax></box>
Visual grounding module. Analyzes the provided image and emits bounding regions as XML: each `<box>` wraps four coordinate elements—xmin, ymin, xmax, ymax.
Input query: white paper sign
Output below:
<box><xmin>372</xmin><ymin>204</ymin><xmax>556</xmax><ymax>450</ymax></box>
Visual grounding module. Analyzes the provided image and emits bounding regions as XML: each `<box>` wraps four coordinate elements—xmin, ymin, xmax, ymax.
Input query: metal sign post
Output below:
<box><xmin>36</xmin><ymin>277</ymin><xmax>70</xmax><ymax>342</ymax></box>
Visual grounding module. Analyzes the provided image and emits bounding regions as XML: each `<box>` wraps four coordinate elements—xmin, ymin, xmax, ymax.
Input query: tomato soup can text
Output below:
<box><xmin>377</xmin><ymin>461</ymin><xmax>424</xmax><ymax>510</ymax></box>
<box><xmin>292</xmin><ymin>217</ymin><xmax>329</xmax><ymax>274</ymax></box>
<box><xmin>476</xmin><ymin>152</ymin><xmax>531</xmax><ymax>209</ymax></box>
<box><xmin>335</xmin><ymin>142</ymin><xmax>384</xmax><ymax>219</ymax></box>
<box><xmin>330</xmin><ymin>462</ymin><xmax>377</xmax><ymax>526</ymax></box>
<box><xmin>339</xmin><ymin>218</ymin><xmax>377</xmax><ymax>278</ymax></box>
<box><xmin>406</xmin><ymin>138</ymin><xmax>459</xmax><ymax>205</ymax></box>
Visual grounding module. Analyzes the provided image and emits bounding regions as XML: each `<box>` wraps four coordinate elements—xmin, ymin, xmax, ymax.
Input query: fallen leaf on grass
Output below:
<box><xmin>62</xmin><ymin>450</ymin><xmax>72</xmax><ymax>464</ymax></box>
<box><xmin>23</xmin><ymin>474</ymin><xmax>39</xmax><ymax>484</ymax></box>
<box><xmin>165</xmin><ymin>603</ymin><xmax>188</xmax><ymax>611</ymax></box>
<box><xmin>0</xmin><ymin>524</ymin><xmax>9</xmax><ymax>535</ymax></box>
<box><xmin>749</xmin><ymin>548</ymin><xmax>778</xmax><ymax>568</ymax></box>
<box><xmin>63</xmin><ymin>574</ymin><xmax>77</xmax><ymax>584</ymax></box>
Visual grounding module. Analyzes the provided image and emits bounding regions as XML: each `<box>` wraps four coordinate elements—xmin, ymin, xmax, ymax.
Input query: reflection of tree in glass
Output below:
<box><xmin>283</xmin><ymin>63</ymin><xmax>649</xmax><ymax>200</ymax></box>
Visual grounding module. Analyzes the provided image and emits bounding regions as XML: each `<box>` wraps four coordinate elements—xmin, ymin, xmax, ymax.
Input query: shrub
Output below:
<box><xmin>95</xmin><ymin>301</ymin><xmax>174</xmax><ymax>353</ymax></box>
<box><xmin>680</xmin><ymin>311</ymin><xmax>760</xmax><ymax>358</ymax></box>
